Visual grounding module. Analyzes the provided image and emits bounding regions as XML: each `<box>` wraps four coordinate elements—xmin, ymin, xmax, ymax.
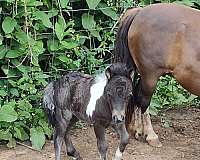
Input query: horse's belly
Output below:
<box><xmin>172</xmin><ymin>62</ymin><xmax>200</xmax><ymax>96</ymax></box>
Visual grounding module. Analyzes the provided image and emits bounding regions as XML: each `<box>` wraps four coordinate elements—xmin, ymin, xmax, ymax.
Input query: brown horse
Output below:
<box><xmin>113</xmin><ymin>3</ymin><xmax>200</xmax><ymax>147</ymax></box>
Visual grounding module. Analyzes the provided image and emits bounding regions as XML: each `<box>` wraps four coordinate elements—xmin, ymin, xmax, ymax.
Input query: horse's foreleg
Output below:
<box><xmin>94</xmin><ymin>123</ymin><xmax>108</xmax><ymax>160</ymax></box>
<box><xmin>142</xmin><ymin>108</ymin><xmax>162</xmax><ymax>147</ymax></box>
<box><xmin>113</xmin><ymin>123</ymin><xmax>129</xmax><ymax>160</ymax></box>
<box><xmin>134</xmin><ymin>76</ymin><xmax>162</xmax><ymax>147</ymax></box>
<box><xmin>133</xmin><ymin>106</ymin><xmax>143</xmax><ymax>140</ymax></box>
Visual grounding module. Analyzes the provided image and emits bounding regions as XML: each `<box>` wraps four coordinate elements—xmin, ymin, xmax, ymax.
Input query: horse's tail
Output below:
<box><xmin>43</xmin><ymin>82</ymin><xmax>56</xmax><ymax>127</ymax></box>
<box><xmin>113</xmin><ymin>8</ymin><xmax>141</xmax><ymax>127</ymax></box>
<box><xmin>113</xmin><ymin>8</ymin><xmax>140</xmax><ymax>71</ymax></box>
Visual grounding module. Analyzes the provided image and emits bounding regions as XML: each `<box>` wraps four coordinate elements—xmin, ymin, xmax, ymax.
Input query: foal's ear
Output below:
<box><xmin>105</xmin><ymin>66</ymin><xmax>111</xmax><ymax>80</ymax></box>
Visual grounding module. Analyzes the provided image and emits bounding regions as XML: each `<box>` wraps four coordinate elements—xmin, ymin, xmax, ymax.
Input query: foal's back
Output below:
<box><xmin>44</xmin><ymin>72</ymin><xmax>94</xmax><ymax>123</ymax></box>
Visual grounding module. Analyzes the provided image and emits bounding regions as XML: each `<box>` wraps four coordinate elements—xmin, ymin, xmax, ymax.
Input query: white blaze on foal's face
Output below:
<box><xmin>86</xmin><ymin>73</ymin><xmax>107</xmax><ymax>117</ymax></box>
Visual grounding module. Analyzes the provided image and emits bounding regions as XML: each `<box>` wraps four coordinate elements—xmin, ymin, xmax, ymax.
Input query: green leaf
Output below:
<box><xmin>10</xmin><ymin>88</ymin><xmax>19</xmax><ymax>97</ymax></box>
<box><xmin>11</xmin><ymin>59</ymin><xmax>32</xmax><ymax>74</ymax></box>
<box><xmin>7</xmin><ymin>138</ymin><xmax>16</xmax><ymax>148</ymax></box>
<box><xmin>5</xmin><ymin>0</ymin><xmax>16</xmax><ymax>3</ymax></box>
<box><xmin>39</xmin><ymin>120</ymin><xmax>53</xmax><ymax>139</ymax></box>
<box><xmin>60</xmin><ymin>0</ymin><xmax>69</xmax><ymax>8</ymax></box>
<box><xmin>1</xmin><ymin>65</ymin><xmax>9</xmax><ymax>75</ymax></box>
<box><xmin>0</xmin><ymin>89</ymin><xmax>7</xmax><ymax>97</ymax></box>
<box><xmin>0</xmin><ymin>105</ymin><xmax>18</xmax><ymax>122</ymax></box>
<box><xmin>0</xmin><ymin>130</ymin><xmax>12</xmax><ymax>140</ymax></box>
<box><xmin>82</xmin><ymin>13</ymin><xmax>96</xmax><ymax>30</ymax></box>
<box><xmin>30</xmin><ymin>127</ymin><xmax>45</xmax><ymax>150</ymax></box>
<box><xmin>18</xmin><ymin>100</ymin><xmax>32</xmax><ymax>111</ymax></box>
<box><xmin>32</xmin><ymin>40</ymin><xmax>45</xmax><ymax>55</ymax></box>
<box><xmin>0</xmin><ymin>34</ymin><xmax>3</xmax><ymax>45</ymax></box>
<box><xmin>2</xmin><ymin>16</ymin><xmax>17</xmax><ymax>34</ymax></box>
<box><xmin>27</xmin><ymin>1</ymin><xmax>43</xmax><ymax>6</ymax></box>
<box><xmin>58</xmin><ymin>55</ymin><xmax>71</xmax><ymax>63</ymax></box>
<box><xmin>188</xmin><ymin>94</ymin><xmax>198</xmax><ymax>102</ymax></box>
<box><xmin>19</xmin><ymin>110</ymin><xmax>31</xmax><ymax>119</ymax></box>
<box><xmin>174</xmin><ymin>0</ymin><xmax>194</xmax><ymax>7</ymax></box>
<box><xmin>8</xmin><ymin>80</ymin><xmax>17</xmax><ymax>87</ymax></box>
<box><xmin>98</xmin><ymin>3</ymin><xmax>117</xmax><ymax>20</ymax></box>
<box><xmin>15</xmin><ymin>31</ymin><xmax>28</xmax><ymax>44</ymax></box>
<box><xmin>0</xmin><ymin>46</ymin><xmax>7</xmax><ymax>59</ymax></box>
<box><xmin>61</xmin><ymin>40</ymin><xmax>78</xmax><ymax>49</ymax></box>
<box><xmin>33</xmin><ymin>11</ymin><xmax>52</xmax><ymax>28</ymax></box>
<box><xmin>48</xmin><ymin>8</ymin><xmax>59</xmax><ymax>18</ymax></box>
<box><xmin>6</xmin><ymin>50</ymin><xmax>21</xmax><ymax>58</ymax></box>
<box><xmin>14</xmin><ymin>127</ymin><xmax>29</xmax><ymax>141</ymax></box>
<box><xmin>86</xmin><ymin>0</ymin><xmax>101</xmax><ymax>9</ymax></box>
<box><xmin>47</xmin><ymin>39</ymin><xmax>59</xmax><ymax>51</ymax></box>
<box><xmin>55</xmin><ymin>16</ymin><xmax>66</xmax><ymax>41</ymax></box>
<box><xmin>90</xmin><ymin>30</ymin><xmax>101</xmax><ymax>41</ymax></box>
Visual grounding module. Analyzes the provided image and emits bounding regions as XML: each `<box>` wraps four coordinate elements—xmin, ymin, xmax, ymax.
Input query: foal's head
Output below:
<box><xmin>104</xmin><ymin>63</ymin><xmax>133</xmax><ymax>124</ymax></box>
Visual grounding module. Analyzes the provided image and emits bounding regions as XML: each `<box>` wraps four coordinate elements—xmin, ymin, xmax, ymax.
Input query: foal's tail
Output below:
<box><xmin>113</xmin><ymin>8</ymin><xmax>140</xmax><ymax>71</ymax></box>
<box><xmin>43</xmin><ymin>82</ymin><xmax>56</xmax><ymax>127</ymax></box>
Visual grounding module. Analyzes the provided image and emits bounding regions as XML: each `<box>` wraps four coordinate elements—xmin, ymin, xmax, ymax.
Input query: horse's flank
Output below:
<box><xmin>128</xmin><ymin>3</ymin><xmax>200</xmax><ymax>95</ymax></box>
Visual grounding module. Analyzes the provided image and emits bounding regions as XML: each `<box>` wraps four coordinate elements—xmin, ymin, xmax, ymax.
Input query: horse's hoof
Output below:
<box><xmin>147</xmin><ymin>138</ymin><xmax>162</xmax><ymax>147</ymax></box>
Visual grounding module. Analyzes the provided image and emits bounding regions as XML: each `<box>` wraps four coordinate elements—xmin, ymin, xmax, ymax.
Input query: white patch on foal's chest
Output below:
<box><xmin>113</xmin><ymin>147</ymin><xmax>123</xmax><ymax>160</ymax></box>
<box><xmin>86</xmin><ymin>73</ymin><xmax>107</xmax><ymax>118</ymax></box>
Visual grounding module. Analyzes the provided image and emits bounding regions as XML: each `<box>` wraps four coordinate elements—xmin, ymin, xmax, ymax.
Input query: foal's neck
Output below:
<box><xmin>92</xmin><ymin>95</ymin><xmax>112</xmax><ymax>124</ymax></box>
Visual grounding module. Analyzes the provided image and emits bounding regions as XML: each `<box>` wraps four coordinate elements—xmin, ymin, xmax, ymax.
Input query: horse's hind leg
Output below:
<box><xmin>134</xmin><ymin>75</ymin><xmax>162</xmax><ymax>147</ymax></box>
<box><xmin>113</xmin><ymin>123</ymin><xmax>129</xmax><ymax>160</ymax></box>
<box><xmin>54</xmin><ymin>108</ymin><xmax>72</xmax><ymax>160</ymax></box>
<box><xmin>64</xmin><ymin>116</ymin><xmax>82</xmax><ymax>160</ymax></box>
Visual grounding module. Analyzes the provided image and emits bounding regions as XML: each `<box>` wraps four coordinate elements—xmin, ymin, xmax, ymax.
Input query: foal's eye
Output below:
<box><xmin>107</xmin><ymin>92</ymin><xmax>112</xmax><ymax>97</ymax></box>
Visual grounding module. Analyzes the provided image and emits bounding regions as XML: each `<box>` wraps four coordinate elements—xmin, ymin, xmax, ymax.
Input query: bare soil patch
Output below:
<box><xmin>1</xmin><ymin>106</ymin><xmax>200</xmax><ymax>160</ymax></box>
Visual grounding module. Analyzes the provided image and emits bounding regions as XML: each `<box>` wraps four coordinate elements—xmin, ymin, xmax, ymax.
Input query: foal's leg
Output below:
<box><xmin>64</xmin><ymin>116</ymin><xmax>82</xmax><ymax>160</ymax></box>
<box><xmin>134</xmin><ymin>76</ymin><xmax>162</xmax><ymax>147</ymax></box>
<box><xmin>94</xmin><ymin>123</ymin><xmax>108</xmax><ymax>160</ymax></box>
<box><xmin>54</xmin><ymin>108</ymin><xmax>72</xmax><ymax>160</ymax></box>
<box><xmin>113</xmin><ymin>123</ymin><xmax>129</xmax><ymax>160</ymax></box>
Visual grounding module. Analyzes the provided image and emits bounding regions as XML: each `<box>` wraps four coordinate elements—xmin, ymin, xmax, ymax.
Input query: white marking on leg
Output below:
<box><xmin>86</xmin><ymin>73</ymin><xmax>107</xmax><ymax>117</ymax></box>
<box><xmin>113</xmin><ymin>147</ymin><xmax>122</xmax><ymax>160</ymax></box>
<box><xmin>143</xmin><ymin>108</ymin><xmax>158</xmax><ymax>140</ymax></box>
<box><xmin>134</xmin><ymin>106</ymin><xmax>143</xmax><ymax>138</ymax></box>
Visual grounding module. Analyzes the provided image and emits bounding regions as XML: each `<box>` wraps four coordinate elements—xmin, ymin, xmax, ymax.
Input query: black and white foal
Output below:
<box><xmin>43</xmin><ymin>63</ymin><xmax>133</xmax><ymax>160</ymax></box>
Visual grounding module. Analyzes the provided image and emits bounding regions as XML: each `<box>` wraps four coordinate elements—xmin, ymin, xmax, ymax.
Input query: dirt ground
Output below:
<box><xmin>0</xmin><ymin>106</ymin><xmax>200</xmax><ymax>160</ymax></box>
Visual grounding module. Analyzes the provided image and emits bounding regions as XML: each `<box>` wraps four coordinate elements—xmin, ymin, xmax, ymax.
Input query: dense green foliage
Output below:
<box><xmin>0</xmin><ymin>0</ymin><xmax>199</xmax><ymax>149</ymax></box>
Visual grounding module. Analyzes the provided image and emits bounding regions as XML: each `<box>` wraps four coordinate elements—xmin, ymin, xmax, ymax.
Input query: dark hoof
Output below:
<box><xmin>135</xmin><ymin>131</ymin><xmax>144</xmax><ymax>142</ymax></box>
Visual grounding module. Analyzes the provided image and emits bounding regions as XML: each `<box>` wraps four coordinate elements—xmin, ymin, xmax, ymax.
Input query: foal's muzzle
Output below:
<box><xmin>112</xmin><ymin>114</ymin><xmax>125</xmax><ymax>124</ymax></box>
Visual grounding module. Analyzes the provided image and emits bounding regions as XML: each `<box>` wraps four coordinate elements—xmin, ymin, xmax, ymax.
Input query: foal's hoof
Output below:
<box><xmin>135</xmin><ymin>131</ymin><xmax>144</xmax><ymax>142</ymax></box>
<box><xmin>71</xmin><ymin>158</ymin><xmax>83</xmax><ymax>160</ymax></box>
<box><xmin>147</xmin><ymin>138</ymin><xmax>162</xmax><ymax>148</ymax></box>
